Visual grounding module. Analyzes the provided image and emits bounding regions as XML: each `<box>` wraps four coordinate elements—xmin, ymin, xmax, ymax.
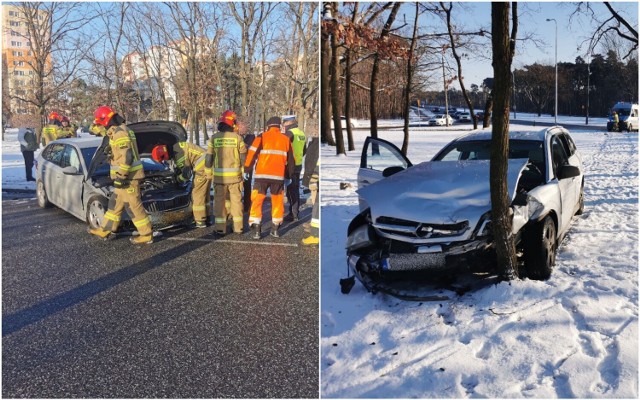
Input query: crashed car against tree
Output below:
<box><xmin>345</xmin><ymin>126</ymin><xmax>584</xmax><ymax>293</ymax></box>
<box><xmin>35</xmin><ymin>121</ymin><xmax>194</xmax><ymax>231</ymax></box>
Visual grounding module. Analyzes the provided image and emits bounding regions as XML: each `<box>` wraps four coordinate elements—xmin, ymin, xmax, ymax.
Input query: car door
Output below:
<box><xmin>550</xmin><ymin>134</ymin><xmax>577</xmax><ymax>232</ymax></box>
<box><xmin>41</xmin><ymin>143</ymin><xmax>66</xmax><ymax>206</ymax></box>
<box><xmin>359</xmin><ymin>137</ymin><xmax>412</xmax><ymax>189</ymax></box>
<box><xmin>56</xmin><ymin>144</ymin><xmax>85</xmax><ymax>217</ymax></box>
<box><xmin>358</xmin><ymin>137</ymin><xmax>413</xmax><ymax>211</ymax></box>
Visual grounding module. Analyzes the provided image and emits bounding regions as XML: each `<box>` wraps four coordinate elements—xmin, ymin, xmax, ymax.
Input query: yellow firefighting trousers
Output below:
<box><xmin>192</xmin><ymin>174</ymin><xmax>211</xmax><ymax>223</ymax></box>
<box><xmin>101</xmin><ymin>180</ymin><xmax>152</xmax><ymax>236</ymax></box>
<box><xmin>213</xmin><ymin>181</ymin><xmax>243</xmax><ymax>232</ymax></box>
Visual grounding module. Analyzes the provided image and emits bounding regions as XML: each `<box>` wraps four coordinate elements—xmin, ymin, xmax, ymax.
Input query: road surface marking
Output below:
<box><xmin>166</xmin><ymin>236</ymin><xmax>299</xmax><ymax>247</ymax></box>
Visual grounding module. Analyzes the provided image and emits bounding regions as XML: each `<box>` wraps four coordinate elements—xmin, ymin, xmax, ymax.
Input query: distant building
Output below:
<box><xmin>2</xmin><ymin>4</ymin><xmax>51</xmax><ymax>116</ymax></box>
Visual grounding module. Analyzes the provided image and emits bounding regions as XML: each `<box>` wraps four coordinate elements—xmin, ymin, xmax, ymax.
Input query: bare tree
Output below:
<box><xmin>401</xmin><ymin>2</ymin><xmax>420</xmax><ymax>156</ymax></box>
<box><xmin>329</xmin><ymin>2</ymin><xmax>346</xmax><ymax>155</ymax></box>
<box><xmin>490</xmin><ymin>1</ymin><xmax>518</xmax><ymax>280</ymax></box>
<box><xmin>320</xmin><ymin>5</ymin><xmax>335</xmax><ymax>146</ymax></box>
<box><xmin>9</xmin><ymin>2</ymin><xmax>95</xmax><ymax>144</ymax></box>
<box><xmin>369</xmin><ymin>2</ymin><xmax>401</xmax><ymax>140</ymax></box>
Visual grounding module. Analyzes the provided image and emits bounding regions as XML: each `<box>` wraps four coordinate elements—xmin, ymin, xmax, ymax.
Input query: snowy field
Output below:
<box><xmin>320</xmin><ymin>123</ymin><xmax>638</xmax><ymax>398</ymax></box>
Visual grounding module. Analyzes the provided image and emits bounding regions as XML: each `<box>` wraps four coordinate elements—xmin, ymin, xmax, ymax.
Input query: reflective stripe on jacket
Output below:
<box><xmin>207</xmin><ymin>131</ymin><xmax>247</xmax><ymax>184</ymax></box>
<box><xmin>174</xmin><ymin>141</ymin><xmax>207</xmax><ymax>175</ymax></box>
<box><xmin>108</xmin><ymin>124</ymin><xmax>144</xmax><ymax>181</ymax></box>
<box><xmin>245</xmin><ymin>127</ymin><xmax>295</xmax><ymax>182</ymax></box>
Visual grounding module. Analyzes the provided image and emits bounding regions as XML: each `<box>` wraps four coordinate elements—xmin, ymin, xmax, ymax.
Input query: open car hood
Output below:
<box><xmin>358</xmin><ymin>159</ymin><xmax>529</xmax><ymax>225</ymax></box>
<box><xmin>88</xmin><ymin>121</ymin><xmax>188</xmax><ymax>178</ymax></box>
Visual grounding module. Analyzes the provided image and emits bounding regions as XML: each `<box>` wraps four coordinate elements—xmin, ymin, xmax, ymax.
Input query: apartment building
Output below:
<box><xmin>2</xmin><ymin>4</ymin><xmax>50</xmax><ymax>115</ymax></box>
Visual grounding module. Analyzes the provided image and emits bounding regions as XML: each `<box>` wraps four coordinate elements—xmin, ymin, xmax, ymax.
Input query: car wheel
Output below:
<box><xmin>523</xmin><ymin>215</ymin><xmax>556</xmax><ymax>280</ymax></box>
<box><xmin>86</xmin><ymin>195</ymin><xmax>108</xmax><ymax>229</ymax></box>
<box><xmin>576</xmin><ymin>183</ymin><xmax>584</xmax><ymax>215</ymax></box>
<box><xmin>36</xmin><ymin>180</ymin><xmax>50</xmax><ymax>208</ymax></box>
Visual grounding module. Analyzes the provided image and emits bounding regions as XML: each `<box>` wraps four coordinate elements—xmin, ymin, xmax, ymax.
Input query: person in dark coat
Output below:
<box><xmin>18</xmin><ymin>128</ymin><xmax>38</xmax><ymax>181</ymax></box>
<box><xmin>302</xmin><ymin>133</ymin><xmax>319</xmax><ymax>207</ymax></box>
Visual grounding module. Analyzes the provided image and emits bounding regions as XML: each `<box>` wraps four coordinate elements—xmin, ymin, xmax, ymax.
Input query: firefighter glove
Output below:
<box><xmin>114</xmin><ymin>178</ymin><xmax>130</xmax><ymax>189</ymax></box>
<box><xmin>103</xmin><ymin>145</ymin><xmax>113</xmax><ymax>159</ymax></box>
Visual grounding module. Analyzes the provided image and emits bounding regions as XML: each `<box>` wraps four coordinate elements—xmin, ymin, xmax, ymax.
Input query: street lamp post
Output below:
<box><xmin>586</xmin><ymin>53</ymin><xmax>591</xmax><ymax>125</ymax></box>
<box><xmin>546</xmin><ymin>18</ymin><xmax>558</xmax><ymax>124</ymax></box>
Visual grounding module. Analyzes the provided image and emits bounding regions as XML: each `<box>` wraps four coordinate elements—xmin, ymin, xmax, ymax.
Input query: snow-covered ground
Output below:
<box><xmin>320</xmin><ymin>123</ymin><xmax>638</xmax><ymax>397</ymax></box>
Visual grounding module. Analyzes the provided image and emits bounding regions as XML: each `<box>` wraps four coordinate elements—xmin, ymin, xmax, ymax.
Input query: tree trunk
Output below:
<box><xmin>402</xmin><ymin>2</ymin><xmax>419</xmax><ymax>156</ymax></box>
<box><xmin>320</xmin><ymin>18</ymin><xmax>335</xmax><ymax>146</ymax></box>
<box><xmin>370</xmin><ymin>3</ymin><xmax>401</xmax><ymax>140</ymax></box>
<box><xmin>490</xmin><ymin>2</ymin><xmax>518</xmax><ymax>280</ymax></box>
<box><xmin>343</xmin><ymin>3</ymin><xmax>359</xmax><ymax>152</ymax></box>
<box><xmin>329</xmin><ymin>3</ymin><xmax>345</xmax><ymax>155</ymax></box>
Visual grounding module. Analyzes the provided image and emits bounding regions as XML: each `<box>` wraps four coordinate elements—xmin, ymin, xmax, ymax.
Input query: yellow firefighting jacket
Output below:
<box><xmin>173</xmin><ymin>141</ymin><xmax>207</xmax><ymax>183</ymax></box>
<box><xmin>206</xmin><ymin>130</ymin><xmax>247</xmax><ymax>184</ymax></box>
<box><xmin>107</xmin><ymin>124</ymin><xmax>144</xmax><ymax>181</ymax></box>
<box><xmin>245</xmin><ymin>127</ymin><xmax>295</xmax><ymax>181</ymax></box>
<box><xmin>41</xmin><ymin>124</ymin><xmax>60</xmax><ymax>145</ymax></box>
<box><xmin>59</xmin><ymin>125</ymin><xmax>77</xmax><ymax>138</ymax></box>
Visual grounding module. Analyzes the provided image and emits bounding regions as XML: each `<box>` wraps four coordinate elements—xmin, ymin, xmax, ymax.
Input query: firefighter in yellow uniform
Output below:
<box><xmin>41</xmin><ymin>111</ymin><xmax>62</xmax><ymax>146</ymax></box>
<box><xmin>88</xmin><ymin>106</ymin><xmax>154</xmax><ymax>244</ymax></box>
<box><xmin>89</xmin><ymin>123</ymin><xmax>107</xmax><ymax>136</ymax></box>
<box><xmin>151</xmin><ymin>142</ymin><xmax>211</xmax><ymax>228</ymax></box>
<box><xmin>205</xmin><ymin>110</ymin><xmax>247</xmax><ymax>235</ymax></box>
<box><xmin>59</xmin><ymin>116</ymin><xmax>78</xmax><ymax>138</ymax></box>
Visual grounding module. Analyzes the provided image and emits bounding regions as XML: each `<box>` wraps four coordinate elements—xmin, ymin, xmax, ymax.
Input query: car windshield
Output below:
<box><xmin>433</xmin><ymin>139</ymin><xmax>544</xmax><ymax>164</ymax></box>
<box><xmin>80</xmin><ymin>147</ymin><xmax>98</xmax><ymax>169</ymax></box>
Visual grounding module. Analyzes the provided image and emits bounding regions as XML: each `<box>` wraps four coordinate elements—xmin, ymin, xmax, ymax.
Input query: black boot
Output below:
<box><xmin>270</xmin><ymin>223</ymin><xmax>280</xmax><ymax>238</ymax></box>
<box><xmin>251</xmin><ymin>223</ymin><xmax>261</xmax><ymax>240</ymax></box>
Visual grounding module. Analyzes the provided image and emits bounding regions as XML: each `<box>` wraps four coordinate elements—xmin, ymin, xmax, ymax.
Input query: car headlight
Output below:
<box><xmin>346</xmin><ymin>224</ymin><xmax>375</xmax><ymax>252</ymax></box>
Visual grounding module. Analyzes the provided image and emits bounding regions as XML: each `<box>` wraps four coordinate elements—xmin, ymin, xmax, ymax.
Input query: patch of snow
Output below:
<box><xmin>320</xmin><ymin>122</ymin><xmax>638</xmax><ymax>398</ymax></box>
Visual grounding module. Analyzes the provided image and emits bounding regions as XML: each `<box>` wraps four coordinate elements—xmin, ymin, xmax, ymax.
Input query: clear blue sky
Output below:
<box><xmin>406</xmin><ymin>1</ymin><xmax>639</xmax><ymax>89</ymax></box>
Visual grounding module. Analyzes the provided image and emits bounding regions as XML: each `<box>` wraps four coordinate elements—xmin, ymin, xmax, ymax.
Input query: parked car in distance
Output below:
<box><xmin>458</xmin><ymin>112</ymin><xmax>472</xmax><ymax>122</ymax></box>
<box><xmin>330</xmin><ymin>116</ymin><xmax>361</xmax><ymax>129</ymax></box>
<box><xmin>35</xmin><ymin>121</ymin><xmax>194</xmax><ymax>231</ymax></box>
<box><xmin>347</xmin><ymin>126</ymin><xmax>584</xmax><ymax>293</ymax></box>
<box><xmin>428</xmin><ymin>114</ymin><xmax>454</xmax><ymax>126</ymax></box>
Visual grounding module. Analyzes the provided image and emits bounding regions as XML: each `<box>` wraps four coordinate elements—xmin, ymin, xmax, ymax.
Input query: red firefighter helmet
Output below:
<box><xmin>48</xmin><ymin>111</ymin><xmax>61</xmax><ymax>122</ymax></box>
<box><xmin>151</xmin><ymin>144</ymin><xmax>170</xmax><ymax>162</ymax></box>
<box><xmin>94</xmin><ymin>106</ymin><xmax>116</xmax><ymax>127</ymax></box>
<box><xmin>218</xmin><ymin>110</ymin><xmax>237</xmax><ymax>129</ymax></box>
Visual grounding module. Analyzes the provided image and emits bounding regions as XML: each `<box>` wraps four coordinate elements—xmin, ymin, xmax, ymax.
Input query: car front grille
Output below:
<box><xmin>144</xmin><ymin>193</ymin><xmax>191</xmax><ymax>213</ymax></box>
<box><xmin>374</xmin><ymin>216</ymin><xmax>469</xmax><ymax>240</ymax></box>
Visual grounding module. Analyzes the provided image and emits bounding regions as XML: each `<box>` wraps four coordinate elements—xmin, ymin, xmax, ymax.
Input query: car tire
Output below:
<box><xmin>576</xmin><ymin>183</ymin><xmax>584</xmax><ymax>215</ymax></box>
<box><xmin>86</xmin><ymin>195</ymin><xmax>109</xmax><ymax>230</ymax></box>
<box><xmin>523</xmin><ymin>215</ymin><xmax>556</xmax><ymax>280</ymax></box>
<box><xmin>36</xmin><ymin>180</ymin><xmax>51</xmax><ymax>208</ymax></box>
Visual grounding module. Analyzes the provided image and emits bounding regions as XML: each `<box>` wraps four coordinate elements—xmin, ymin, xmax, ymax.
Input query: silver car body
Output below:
<box><xmin>35</xmin><ymin>121</ymin><xmax>193</xmax><ymax>229</ymax></box>
<box><xmin>349</xmin><ymin>126</ymin><xmax>583</xmax><ymax>275</ymax></box>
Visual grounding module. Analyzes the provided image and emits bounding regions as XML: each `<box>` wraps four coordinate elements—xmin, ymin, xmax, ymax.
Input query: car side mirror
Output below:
<box><xmin>557</xmin><ymin>164</ymin><xmax>580</xmax><ymax>180</ymax></box>
<box><xmin>382</xmin><ymin>165</ymin><xmax>405</xmax><ymax>177</ymax></box>
<box><xmin>62</xmin><ymin>166</ymin><xmax>80</xmax><ymax>175</ymax></box>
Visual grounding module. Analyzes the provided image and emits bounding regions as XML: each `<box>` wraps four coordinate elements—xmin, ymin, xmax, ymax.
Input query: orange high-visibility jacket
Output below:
<box><xmin>245</xmin><ymin>127</ymin><xmax>295</xmax><ymax>181</ymax></box>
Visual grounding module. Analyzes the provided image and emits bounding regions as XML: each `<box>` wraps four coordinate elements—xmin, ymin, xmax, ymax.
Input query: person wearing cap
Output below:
<box><xmin>206</xmin><ymin>110</ymin><xmax>247</xmax><ymax>235</ymax></box>
<box><xmin>59</xmin><ymin>116</ymin><xmax>78</xmax><ymax>138</ymax></box>
<box><xmin>151</xmin><ymin>141</ymin><xmax>210</xmax><ymax>228</ymax></box>
<box><xmin>244</xmin><ymin>116</ymin><xmax>295</xmax><ymax>239</ymax></box>
<box><xmin>282</xmin><ymin>115</ymin><xmax>306</xmax><ymax>222</ymax></box>
<box><xmin>41</xmin><ymin>111</ymin><xmax>62</xmax><ymax>146</ymax></box>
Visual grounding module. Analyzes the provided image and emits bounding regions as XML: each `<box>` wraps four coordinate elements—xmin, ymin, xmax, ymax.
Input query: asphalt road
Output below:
<box><xmin>2</xmin><ymin>197</ymin><xmax>319</xmax><ymax>398</ymax></box>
